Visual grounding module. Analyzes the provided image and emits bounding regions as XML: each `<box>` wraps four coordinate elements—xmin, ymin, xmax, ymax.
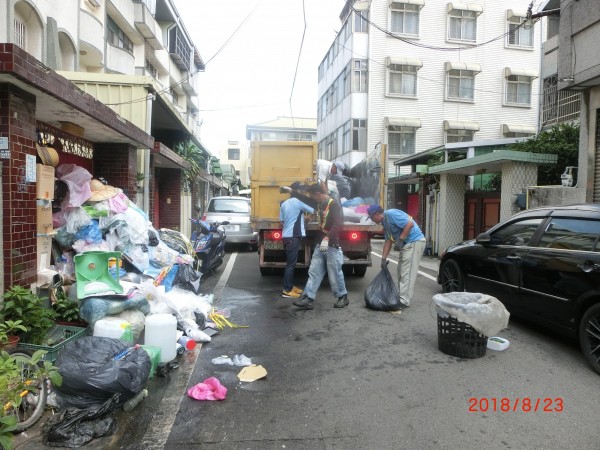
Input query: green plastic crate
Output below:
<box><xmin>17</xmin><ymin>325</ymin><xmax>87</xmax><ymax>362</ymax></box>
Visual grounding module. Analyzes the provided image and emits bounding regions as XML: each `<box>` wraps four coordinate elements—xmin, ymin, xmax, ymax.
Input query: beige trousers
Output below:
<box><xmin>396</xmin><ymin>239</ymin><xmax>426</xmax><ymax>306</ymax></box>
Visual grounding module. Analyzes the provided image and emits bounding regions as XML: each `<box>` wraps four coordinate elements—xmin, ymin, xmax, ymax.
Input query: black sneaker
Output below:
<box><xmin>293</xmin><ymin>296</ymin><xmax>314</xmax><ymax>310</ymax></box>
<box><xmin>334</xmin><ymin>294</ymin><xmax>349</xmax><ymax>308</ymax></box>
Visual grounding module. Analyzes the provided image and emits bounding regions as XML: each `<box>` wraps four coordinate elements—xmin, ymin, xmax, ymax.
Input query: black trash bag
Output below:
<box><xmin>42</xmin><ymin>394</ymin><xmax>121</xmax><ymax>448</ymax></box>
<box><xmin>173</xmin><ymin>263</ymin><xmax>202</xmax><ymax>295</ymax></box>
<box><xmin>54</xmin><ymin>336</ymin><xmax>151</xmax><ymax>409</ymax></box>
<box><xmin>364</xmin><ymin>265</ymin><xmax>405</xmax><ymax>311</ymax></box>
<box><xmin>330</xmin><ymin>174</ymin><xmax>354</xmax><ymax>199</ymax></box>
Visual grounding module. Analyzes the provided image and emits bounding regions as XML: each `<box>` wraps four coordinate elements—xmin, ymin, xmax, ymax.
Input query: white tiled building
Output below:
<box><xmin>318</xmin><ymin>0</ymin><xmax>542</xmax><ymax>177</ymax></box>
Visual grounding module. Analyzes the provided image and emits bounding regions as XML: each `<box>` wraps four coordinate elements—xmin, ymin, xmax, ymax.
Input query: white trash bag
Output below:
<box><xmin>433</xmin><ymin>292</ymin><xmax>510</xmax><ymax>337</ymax></box>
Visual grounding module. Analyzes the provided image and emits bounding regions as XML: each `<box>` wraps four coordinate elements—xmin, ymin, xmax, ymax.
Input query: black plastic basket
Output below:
<box><xmin>437</xmin><ymin>314</ymin><xmax>487</xmax><ymax>359</ymax></box>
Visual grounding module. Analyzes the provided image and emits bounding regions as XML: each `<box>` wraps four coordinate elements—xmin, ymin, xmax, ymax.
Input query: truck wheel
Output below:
<box><xmin>259</xmin><ymin>267</ymin><xmax>272</xmax><ymax>276</ymax></box>
<box><xmin>579</xmin><ymin>303</ymin><xmax>600</xmax><ymax>375</ymax></box>
<box><xmin>353</xmin><ymin>266</ymin><xmax>367</xmax><ymax>277</ymax></box>
<box><xmin>342</xmin><ymin>266</ymin><xmax>353</xmax><ymax>276</ymax></box>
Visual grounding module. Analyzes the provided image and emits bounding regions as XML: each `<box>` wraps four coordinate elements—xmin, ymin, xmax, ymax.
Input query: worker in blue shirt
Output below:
<box><xmin>279</xmin><ymin>182</ymin><xmax>315</xmax><ymax>298</ymax></box>
<box><xmin>367</xmin><ymin>205</ymin><xmax>426</xmax><ymax>308</ymax></box>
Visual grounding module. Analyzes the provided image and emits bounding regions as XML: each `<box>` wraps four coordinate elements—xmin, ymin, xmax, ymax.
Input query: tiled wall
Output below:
<box><xmin>439</xmin><ymin>173</ymin><xmax>466</xmax><ymax>251</ymax></box>
<box><xmin>500</xmin><ymin>161</ymin><xmax>537</xmax><ymax>221</ymax></box>
<box><xmin>94</xmin><ymin>143</ymin><xmax>137</xmax><ymax>199</ymax></box>
<box><xmin>0</xmin><ymin>84</ymin><xmax>38</xmax><ymax>289</ymax></box>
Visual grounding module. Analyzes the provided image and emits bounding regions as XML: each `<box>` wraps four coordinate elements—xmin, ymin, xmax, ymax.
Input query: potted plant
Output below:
<box><xmin>52</xmin><ymin>294</ymin><xmax>86</xmax><ymax>327</ymax></box>
<box><xmin>0</xmin><ymin>320</ymin><xmax>28</xmax><ymax>351</ymax></box>
<box><xmin>1</xmin><ymin>286</ymin><xmax>56</xmax><ymax>346</ymax></box>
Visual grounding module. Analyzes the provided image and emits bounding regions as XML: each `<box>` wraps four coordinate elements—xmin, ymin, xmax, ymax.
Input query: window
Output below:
<box><xmin>13</xmin><ymin>19</ymin><xmax>26</xmax><ymax>49</ymax></box>
<box><xmin>446</xmin><ymin>69</ymin><xmax>476</xmax><ymax>101</ymax></box>
<box><xmin>444</xmin><ymin>120</ymin><xmax>478</xmax><ymax>143</ymax></box>
<box><xmin>208</xmin><ymin>198</ymin><xmax>249</xmax><ymax>214</ymax></box>
<box><xmin>387</xmin><ymin>58</ymin><xmax>421</xmax><ymax>97</ymax></box>
<box><xmin>343</xmin><ymin>121</ymin><xmax>351</xmax><ymax>153</ymax></box>
<box><xmin>489</xmin><ymin>219</ymin><xmax>543</xmax><ymax>246</ymax></box>
<box><xmin>228</xmin><ymin>148</ymin><xmax>240</xmax><ymax>160</ymax></box>
<box><xmin>354</xmin><ymin>11</ymin><xmax>368</xmax><ymax>33</ymax></box>
<box><xmin>448</xmin><ymin>6</ymin><xmax>480</xmax><ymax>42</ymax></box>
<box><xmin>352</xmin><ymin>119</ymin><xmax>367</xmax><ymax>151</ymax></box>
<box><xmin>388</xmin><ymin>126</ymin><xmax>417</xmax><ymax>156</ymax></box>
<box><xmin>107</xmin><ymin>17</ymin><xmax>133</xmax><ymax>53</ymax></box>
<box><xmin>539</xmin><ymin>218</ymin><xmax>600</xmax><ymax>252</ymax></box>
<box><xmin>507</xmin><ymin>11</ymin><xmax>533</xmax><ymax>48</ymax></box>
<box><xmin>353</xmin><ymin>59</ymin><xmax>368</xmax><ymax>92</ymax></box>
<box><xmin>505</xmin><ymin>68</ymin><xmax>537</xmax><ymax>106</ymax></box>
<box><xmin>262</xmin><ymin>132</ymin><xmax>277</xmax><ymax>141</ymax></box>
<box><xmin>390</xmin><ymin>2</ymin><xmax>421</xmax><ymax>36</ymax></box>
<box><xmin>287</xmin><ymin>133</ymin><xmax>313</xmax><ymax>142</ymax></box>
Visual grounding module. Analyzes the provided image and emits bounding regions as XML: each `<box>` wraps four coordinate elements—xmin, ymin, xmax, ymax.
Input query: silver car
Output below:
<box><xmin>203</xmin><ymin>196</ymin><xmax>258</xmax><ymax>249</ymax></box>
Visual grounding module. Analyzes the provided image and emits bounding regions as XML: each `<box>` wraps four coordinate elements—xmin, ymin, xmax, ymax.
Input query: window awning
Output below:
<box><xmin>507</xmin><ymin>9</ymin><xmax>527</xmax><ymax>19</ymax></box>
<box><xmin>386</xmin><ymin>56</ymin><xmax>423</xmax><ymax>68</ymax></box>
<box><xmin>447</xmin><ymin>2</ymin><xmax>483</xmax><ymax>14</ymax></box>
<box><xmin>445</xmin><ymin>61</ymin><xmax>482</xmax><ymax>72</ymax></box>
<box><xmin>504</xmin><ymin>67</ymin><xmax>539</xmax><ymax>78</ymax></box>
<box><xmin>444</xmin><ymin>120</ymin><xmax>479</xmax><ymax>131</ymax></box>
<box><xmin>389</xmin><ymin>0</ymin><xmax>425</xmax><ymax>7</ymax></box>
<box><xmin>503</xmin><ymin>124</ymin><xmax>537</xmax><ymax>134</ymax></box>
<box><xmin>385</xmin><ymin>117</ymin><xmax>422</xmax><ymax>128</ymax></box>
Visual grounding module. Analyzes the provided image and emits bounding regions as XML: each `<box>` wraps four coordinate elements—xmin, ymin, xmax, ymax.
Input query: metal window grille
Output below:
<box><xmin>14</xmin><ymin>19</ymin><xmax>25</xmax><ymax>49</ymax></box>
<box><xmin>541</xmin><ymin>75</ymin><xmax>581</xmax><ymax>126</ymax></box>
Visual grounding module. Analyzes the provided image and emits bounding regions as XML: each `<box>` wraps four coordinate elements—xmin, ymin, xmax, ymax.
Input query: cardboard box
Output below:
<box><xmin>37</xmin><ymin>203</ymin><xmax>53</xmax><ymax>235</ymax></box>
<box><xmin>36</xmin><ymin>164</ymin><xmax>55</xmax><ymax>200</ymax></box>
<box><xmin>37</xmin><ymin>236</ymin><xmax>52</xmax><ymax>271</ymax></box>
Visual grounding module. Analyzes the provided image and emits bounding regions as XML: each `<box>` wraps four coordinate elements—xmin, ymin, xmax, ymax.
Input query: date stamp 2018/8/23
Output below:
<box><xmin>468</xmin><ymin>397</ymin><xmax>564</xmax><ymax>413</ymax></box>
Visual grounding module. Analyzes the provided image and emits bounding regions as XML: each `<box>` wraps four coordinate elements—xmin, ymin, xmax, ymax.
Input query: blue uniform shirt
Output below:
<box><xmin>280</xmin><ymin>197</ymin><xmax>315</xmax><ymax>238</ymax></box>
<box><xmin>382</xmin><ymin>209</ymin><xmax>425</xmax><ymax>244</ymax></box>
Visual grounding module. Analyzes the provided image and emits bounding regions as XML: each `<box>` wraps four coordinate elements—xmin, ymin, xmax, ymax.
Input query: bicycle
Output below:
<box><xmin>2</xmin><ymin>348</ymin><xmax>48</xmax><ymax>432</ymax></box>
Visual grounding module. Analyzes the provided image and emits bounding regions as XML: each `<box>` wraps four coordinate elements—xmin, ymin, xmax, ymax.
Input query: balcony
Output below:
<box><xmin>541</xmin><ymin>80</ymin><xmax>581</xmax><ymax>127</ymax></box>
<box><xmin>79</xmin><ymin>9</ymin><xmax>104</xmax><ymax>68</ymax></box>
<box><xmin>106</xmin><ymin>44</ymin><xmax>135</xmax><ymax>75</ymax></box>
<box><xmin>134</xmin><ymin>0</ymin><xmax>162</xmax><ymax>49</ymax></box>
<box><xmin>181</xmin><ymin>70</ymin><xmax>198</xmax><ymax>96</ymax></box>
<box><xmin>168</xmin><ymin>27</ymin><xmax>192</xmax><ymax>71</ymax></box>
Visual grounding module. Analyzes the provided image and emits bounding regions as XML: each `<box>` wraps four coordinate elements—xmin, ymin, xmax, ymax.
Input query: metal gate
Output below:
<box><xmin>593</xmin><ymin>108</ymin><xmax>600</xmax><ymax>202</ymax></box>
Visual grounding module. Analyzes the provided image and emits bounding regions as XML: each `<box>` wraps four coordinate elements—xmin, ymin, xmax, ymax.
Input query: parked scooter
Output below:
<box><xmin>190</xmin><ymin>218</ymin><xmax>229</xmax><ymax>274</ymax></box>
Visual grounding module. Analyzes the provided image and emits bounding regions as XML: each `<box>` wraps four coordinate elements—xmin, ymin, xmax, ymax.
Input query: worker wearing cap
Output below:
<box><xmin>279</xmin><ymin>182</ymin><xmax>315</xmax><ymax>299</ymax></box>
<box><xmin>367</xmin><ymin>205</ymin><xmax>426</xmax><ymax>307</ymax></box>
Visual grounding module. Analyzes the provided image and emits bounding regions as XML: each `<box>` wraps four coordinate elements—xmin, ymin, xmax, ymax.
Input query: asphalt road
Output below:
<box><xmin>14</xmin><ymin>241</ymin><xmax>599</xmax><ymax>449</ymax></box>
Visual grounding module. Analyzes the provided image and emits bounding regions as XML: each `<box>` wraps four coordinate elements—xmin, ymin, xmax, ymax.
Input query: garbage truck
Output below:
<box><xmin>250</xmin><ymin>140</ymin><xmax>385</xmax><ymax>277</ymax></box>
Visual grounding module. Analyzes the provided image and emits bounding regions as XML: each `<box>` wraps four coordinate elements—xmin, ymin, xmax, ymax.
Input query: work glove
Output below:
<box><xmin>380</xmin><ymin>259</ymin><xmax>388</xmax><ymax>269</ymax></box>
<box><xmin>394</xmin><ymin>240</ymin><xmax>405</xmax><ymax>251</ymax></box>
<box><xmin>319</xmin><ymin>237</ymin><xmax>329</xmax><ymax>253</ymax></box>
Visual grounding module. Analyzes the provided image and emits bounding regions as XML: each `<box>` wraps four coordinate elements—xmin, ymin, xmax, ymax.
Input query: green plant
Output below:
<box><xmin>1</xmin><ymin>287</ymin><xmax>56</xmax><ymax>345</ymax></box>
<box><xmin>0</xmin><ymin>350</ymin><xmax>62</xmax><ymax>449</ymax></box>
<box><xmin>0</xmin><ymin>321</ymin><xmax>28</xmax><ymax>346</ymax></box>
<box><xmin>52</xmin><ymin>294</ymin><xmax>81</xmax><ymax>324</ymax></box>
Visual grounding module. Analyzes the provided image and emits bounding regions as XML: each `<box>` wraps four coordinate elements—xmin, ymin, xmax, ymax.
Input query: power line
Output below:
<box><xmin>289</xmin><ymin>0</ymin><xmax>308</xmax><ymax>128</ymax></box>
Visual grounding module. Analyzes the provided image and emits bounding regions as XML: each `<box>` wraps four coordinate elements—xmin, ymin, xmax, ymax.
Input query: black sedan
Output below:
<box><xmin>437</xmin><ymin>204</ymin><xmax>600</xmax><ymax>374</ymax></box>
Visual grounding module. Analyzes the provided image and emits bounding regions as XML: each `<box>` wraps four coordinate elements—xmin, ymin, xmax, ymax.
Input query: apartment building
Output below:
<box><xmin>318</xmin><ymin>0</ymin><xmax>542</xmax><ymax>176</ymax></box>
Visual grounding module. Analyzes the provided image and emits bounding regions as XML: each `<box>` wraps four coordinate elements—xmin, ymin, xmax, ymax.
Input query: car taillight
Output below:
<box><xmin>201</xmin><ymin>213</ymin><xmax>206</xmax><ymax>221</ymax></box>
<box><xmin>264</xmin><ymin>230</ymin><xmax>282</xmax><ymax>240</ymax></box>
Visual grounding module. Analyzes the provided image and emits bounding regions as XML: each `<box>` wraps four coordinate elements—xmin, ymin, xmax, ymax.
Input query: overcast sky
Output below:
<box><xmin>173</xmin><ymin>0</ymin><xmax>346</xmax><ymax>153</ymax></box>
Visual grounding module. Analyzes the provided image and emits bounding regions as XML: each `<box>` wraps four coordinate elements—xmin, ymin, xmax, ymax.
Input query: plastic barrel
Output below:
<box><xmin>144</xmin><ymin>314</ymin><xmax>177</xmax><ymax>363</ymax></box>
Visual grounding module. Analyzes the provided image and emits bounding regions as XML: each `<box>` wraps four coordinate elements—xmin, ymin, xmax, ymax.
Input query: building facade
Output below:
<box><xmin>318</xmin><ymin>0</ymin><xmax>542</xmax><ymax>177</ymax></box>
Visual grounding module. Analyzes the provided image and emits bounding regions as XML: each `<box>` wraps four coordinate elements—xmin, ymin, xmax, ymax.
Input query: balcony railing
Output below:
<box><xmin>541</xmin><ymin>84</ymin><xmax>581</xmax><ymax>127</ymax></box>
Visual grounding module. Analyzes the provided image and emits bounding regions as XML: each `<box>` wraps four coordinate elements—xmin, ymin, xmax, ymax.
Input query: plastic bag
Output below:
<box><xmin>78</xmin><ymin>292</ymin><xmax>151</xmax><ymax>327</ymax></box>
<box><xmin>187</xmin><ymin>377</ymin><xmax>227</xmax><ymax>401</ymax></box>
<box><xmin>433</xmin><ymin>292</ymin><xmax>510</xmax><ymax>337</ymax></box>
<box><xmin>364</xmin><ymin>265</ymin><xmax>405</xmax><ymax>311</ymax></box>
<box><xmin>56</xmin><ymin>164</ymin><xmax>93</xmax><ymax>208</ymax></box>
<box><xmin>42</xmin><ymin>393</ymin><xmax>121</xmax><ymax>447</ymax></box>
<box><xmin>173</xmin><ymin>263</ymin><xmax>202</xmax><ymax>295</ymax></box>
<box><xmin>330</xmin><ymin>174</ymin><xmax>354</xmax><ymax>199</ymax></box>
<box><xmin>54</xmin><ymin>337</ymin><xmax>151</xmax><ymax>409</ymax></box>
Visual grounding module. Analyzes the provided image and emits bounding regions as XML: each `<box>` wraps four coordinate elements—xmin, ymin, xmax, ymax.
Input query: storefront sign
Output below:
<box><xmin>0</xmin><ymin>137</ymin><xmax>8</xmax><ymax>158</ymax></box>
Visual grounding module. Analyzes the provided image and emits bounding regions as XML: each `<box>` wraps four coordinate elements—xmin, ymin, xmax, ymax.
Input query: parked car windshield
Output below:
<box><xmin>208</xmin><ymin>198</ymin><xmax>249</xmax><ymax>214</ymax></box>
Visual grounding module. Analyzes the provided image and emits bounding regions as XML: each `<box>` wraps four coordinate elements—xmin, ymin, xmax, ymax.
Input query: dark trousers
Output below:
<box><xmin>283</xmin><ymin>237</ymin><xmax>301</xmax><ymax>292</ymax></box>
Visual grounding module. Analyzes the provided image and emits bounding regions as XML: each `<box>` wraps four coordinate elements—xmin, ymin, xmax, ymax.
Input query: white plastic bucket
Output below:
<box><xmin>144</xmin><ymin>314</ymin><xmax>177</xmax><ymax>363</ymax></box>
